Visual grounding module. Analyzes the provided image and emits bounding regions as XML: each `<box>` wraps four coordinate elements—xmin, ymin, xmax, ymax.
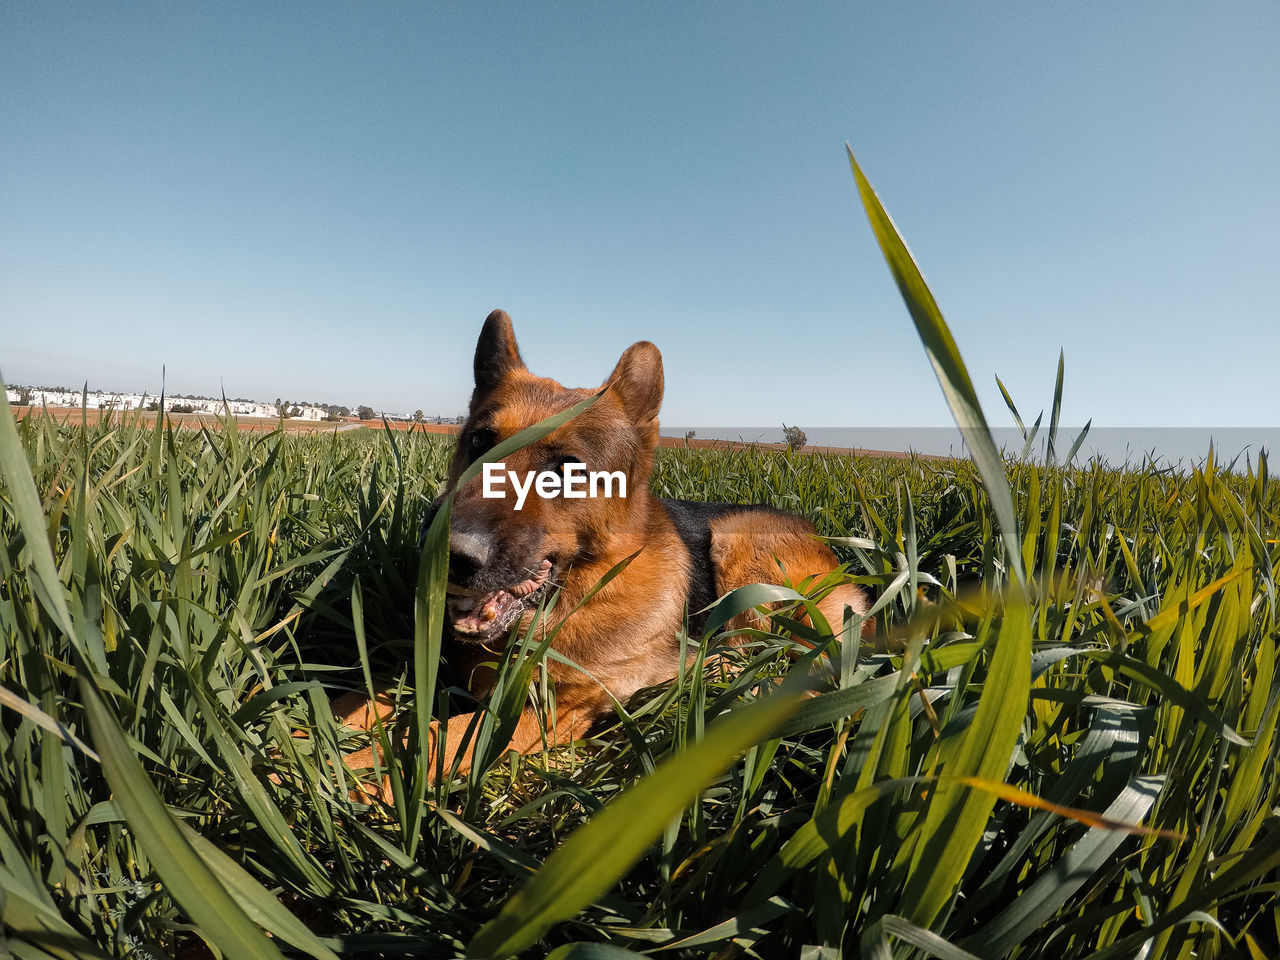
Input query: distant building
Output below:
<box><xmin>6</xmin><ymin>387</ymin><xmax>327</xmax><ymax>420</ymax></box>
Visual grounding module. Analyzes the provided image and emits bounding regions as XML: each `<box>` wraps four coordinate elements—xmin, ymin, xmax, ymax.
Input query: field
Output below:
<box><xmin>10</xmin><ymin>408</ymin><xmax>933</xmax><ymax>461</ymax></box>
<box><xmin>6</xmin><ymin>407</ymin><xmax>462</xmax><ymax>436</ymax></box>
<box><xmin>2</xmin><ymin>157</ymin><xmax>1278</xmax><ymax>959</ymax></box>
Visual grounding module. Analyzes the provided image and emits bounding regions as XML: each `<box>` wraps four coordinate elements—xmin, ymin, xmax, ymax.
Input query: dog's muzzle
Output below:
<box><xmin>446</xmin><ymin>558</ymin><xmax>553</xmax><ymax>641</ymax></box>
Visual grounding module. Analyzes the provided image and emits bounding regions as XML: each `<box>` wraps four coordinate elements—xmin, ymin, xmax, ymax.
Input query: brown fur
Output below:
<box><xmin>708</xmin><ymin>511</ymin><xmax>870</xmax><ymax>634</ymax></box>
<box><xmin>332</xmin><ymin>310</ymin><xmax>870</xmax><ymax>795</ymax></box>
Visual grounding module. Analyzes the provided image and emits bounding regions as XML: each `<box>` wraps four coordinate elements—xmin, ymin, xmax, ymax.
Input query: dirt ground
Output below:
<box><xmin>9</xmin><ymin>406</ymin><xmax>456</xmax><ymax>435</ymax></box>
<box><xmin>10</xmin><ymin>405</ymin><xmax>933</xmax><ymax>458</ymax></box>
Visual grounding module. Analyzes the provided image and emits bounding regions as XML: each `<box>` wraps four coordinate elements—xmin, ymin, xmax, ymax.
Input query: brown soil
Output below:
<box><xmin>9</xmin><ymin>406</ymin><xmax>457</xmax><ymax>434</ymax></box>
<box><xmin>10</xmin><ymin>406</ymin><xmax>941</xmax><ymax>458</ymax></box>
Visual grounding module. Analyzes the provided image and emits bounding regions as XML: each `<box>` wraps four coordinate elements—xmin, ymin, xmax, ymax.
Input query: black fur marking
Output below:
<box><xmin>660</xmin><ymin>499</ymin><xmax>786</xmax><ymax>634</ymax></box>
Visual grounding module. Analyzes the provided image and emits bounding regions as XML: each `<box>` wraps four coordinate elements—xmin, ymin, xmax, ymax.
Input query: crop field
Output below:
<box><xmin>6</xmin><ymin>408</ymin><xmax>459</xmax><ymax>436</ymax></box>
<box><xmin>2</xmin><ymin>158</ymin><xmax>1278</xmax><ymax>959</ymax></box>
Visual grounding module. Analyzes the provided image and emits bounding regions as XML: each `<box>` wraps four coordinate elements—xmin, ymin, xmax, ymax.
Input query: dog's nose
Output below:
<box><xmin>448</xmin><ymin>530</ymin><xmax>491</xmax><ymax>585</ymax></box>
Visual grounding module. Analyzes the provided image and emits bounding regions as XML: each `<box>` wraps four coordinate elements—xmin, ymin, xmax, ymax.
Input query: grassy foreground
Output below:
<box><xmin>3</xmin><ymin>401</ymin><xmax>1278</xmax><ymax>960</ymax></box>
<box><xmin>3</xmin><ymin>162</ymin><xmax>1279</xmax><ymax>959</ymax></box>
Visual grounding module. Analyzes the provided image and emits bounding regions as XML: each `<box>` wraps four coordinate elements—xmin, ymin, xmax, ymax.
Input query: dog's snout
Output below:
<box><xmin>448</xmin><ymin>530</ymin><xmax>491</xmax><ymax>585</ymax></box>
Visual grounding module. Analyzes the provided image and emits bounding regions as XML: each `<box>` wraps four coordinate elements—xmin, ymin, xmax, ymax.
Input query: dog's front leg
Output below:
<box><xmin>504</xmin><ymin>698</ymin><xmax>598</xmax><ymax>760</ymax></box>
<box><xmin>430</xmin><ymin>697</ymin><xmax>600</xmax><ymax>779</ymax></box>
<box><xmin>330</xmin><ymin>691</ymin><xmax>601</xmax><ymax>801</ymax></box>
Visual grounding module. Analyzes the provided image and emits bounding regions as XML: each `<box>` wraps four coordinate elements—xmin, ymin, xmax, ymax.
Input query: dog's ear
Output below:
<box><xmin>473</xmin><ymin>309</ymin><xmax>526</xmax><ymax>398</ymax></box>
<box><xmin>605</xmin><ymin>341</ymin><xmax>664</xmax><ymax>425</ymax></box>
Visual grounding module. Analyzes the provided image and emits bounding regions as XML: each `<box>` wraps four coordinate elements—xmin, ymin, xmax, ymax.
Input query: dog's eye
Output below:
<box><xmin>549</xmin><ymin>454</ymin><xmax>585</xmax><ymax>474</ymax></box>
<box><xmin>468</xmin><ymin>429</ymin><xmax>495</xmax><ymax>458</ymax></box>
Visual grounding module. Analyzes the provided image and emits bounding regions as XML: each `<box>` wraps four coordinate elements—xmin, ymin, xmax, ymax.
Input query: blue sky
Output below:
<box><xmin>2</xmin><ymin>3</ymin><xmax>1277</xmax><ymax>453</ymax></box>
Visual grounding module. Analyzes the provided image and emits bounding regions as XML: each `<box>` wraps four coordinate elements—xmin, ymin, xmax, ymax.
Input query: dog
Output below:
<box><xmin>332</xmin><ymin>309</ymin><xmax>870</xmax><ymax>786</ymax></box>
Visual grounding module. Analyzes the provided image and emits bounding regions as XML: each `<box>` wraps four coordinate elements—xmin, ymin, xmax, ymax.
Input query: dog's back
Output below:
<box><xmin>660</xmin><ymin>499</ymin><xmax>866</xmax><ymax>636</ymax></box>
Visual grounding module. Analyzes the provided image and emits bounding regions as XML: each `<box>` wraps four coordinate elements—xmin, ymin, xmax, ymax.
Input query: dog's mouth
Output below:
<box><xmin>446</xmin><ymin>558</ymin><xmax>554</xmax><ymax>642</ymax></box>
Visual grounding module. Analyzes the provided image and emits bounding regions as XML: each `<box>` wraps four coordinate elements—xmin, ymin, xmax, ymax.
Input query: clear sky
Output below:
<box><xmin>2</xmin><ymin>3</ymin><xmax>1277</xmax><ymax>451</ymax></box>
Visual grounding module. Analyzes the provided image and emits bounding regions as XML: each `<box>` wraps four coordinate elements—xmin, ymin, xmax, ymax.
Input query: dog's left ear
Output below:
<box><xmin>473</xmin><ymin>309</ymin><xmax>527</xmax><ymax>400</ymax></box>
<box><xmin>605</xmin><ymin>341</ymin><xmax>664</xmax><ymax>425</ymax></box>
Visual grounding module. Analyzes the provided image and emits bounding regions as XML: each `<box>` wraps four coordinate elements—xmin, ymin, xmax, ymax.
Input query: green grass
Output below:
<box><xmin>2</xmin><ymin>160</ymin><xmax>1279</xmax><ymax>958</ymax></box>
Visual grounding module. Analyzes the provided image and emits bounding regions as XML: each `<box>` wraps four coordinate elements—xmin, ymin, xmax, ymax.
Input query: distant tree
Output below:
<box><xmin>170</xmin><ymin>403</ymin><xmax>195</xmax><ymax>414</ymax></box>
<box><xmin>783</xmin><ymin>424</ymin><xmax>807</xmax><ymax>452</ymax></box>
<box><xmin>17</xmin><ymin>387</ymin><xmax>33</xmax><ymax>406</ymax></box>
<box><xmin>288</xmin><ymin>406</ymin><xmax>302</xmax><ymax>418</ymax></box>
<box><xmin>358</xmin><ymin>405</ymin><xmax>376</xmax><ymax>421</ymax></box>
<box><xmin>275</xmin><ymin>397</ymin><xmax>287</xmax><ymax>418</ymax></box>
<box><xmin>454</xmin><ymin>413</ymin><xmax>466</xmax><ymax>425</ymax></box>
<box><xmin>683</xmin><ymin>429</ymin><xmax>696</xmax><ymax>442</ymax></box>
<box><xmin>413</xmin><ymin>409</ymin><xmax>424</xmax><ymax>422</ymax></box>
<box><xmin>145</xmin><ymin>400</ymin><xmax>160</xmax><ymax>412</ymax></box>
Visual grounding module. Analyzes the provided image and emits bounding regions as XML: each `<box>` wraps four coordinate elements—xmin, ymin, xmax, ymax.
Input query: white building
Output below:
<box><xmin>6</xmin><ymin>387</ymin><xmax>328</xmax><ymax>421</ymax></box>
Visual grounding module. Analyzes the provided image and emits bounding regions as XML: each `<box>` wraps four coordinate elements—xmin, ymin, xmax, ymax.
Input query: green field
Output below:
<box><xmin>2</xmin><ymin>160</ymin><xmax>1278</xmax><ymax>959</ymax></box>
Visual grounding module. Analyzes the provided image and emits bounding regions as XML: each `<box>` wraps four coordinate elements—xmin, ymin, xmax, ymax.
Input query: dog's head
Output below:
<box><xmin>442</xmin><ymin>309</ymin><xmax>664</xmax><ymax>645</ymax></box>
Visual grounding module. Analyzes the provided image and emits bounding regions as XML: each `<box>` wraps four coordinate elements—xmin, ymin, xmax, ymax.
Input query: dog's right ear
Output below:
<box><xmin>605</xmin><ymin>341</ymin><xmax>664</xmax><ymax>426</ymax></box>
<box><xmin>473</xmin><ymin>309</ymin><xmax>526</xmax><ymax>399</ymax></box>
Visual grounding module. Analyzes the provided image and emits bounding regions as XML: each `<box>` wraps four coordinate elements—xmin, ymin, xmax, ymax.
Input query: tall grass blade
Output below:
<box><xmin>900</xmin><ymin>600</ymin><xmax>1031</xmax><ymax>927</ymax></box>
<box><xmin>467</xmin><ymin>684</ymin><xmax>804</xmax><ymax>958</ymax></box>
<box><xmin>0</xmin><ymin>383</ymin><xmax>77</xmax><ymax>636</ymax></box>
<box><xmin>970</xmin><ymin>774</ymin><xmax>1165</xmax><ymax>953</ymax></box>
<box><xmin>995</xmin><ymin>375</ymin><xmax>1026</xmax><ymax>440</ymax></box>
<box><xmin>1047</xmin><ymin>348</ymin><xmax>1064</xmax><ymax>466</ymax></box>
<box><xmin>847</xmin><ymin>145</ymin><xmax>1024</xmax><ymax>588</ymax></box>
<box><xmin>77</xmin><ymin>677</ymin><xmax>287</xmax><ymax>959</ymax></box>
<box><xmin>406</xmin><ymin>390</ymin><xmax>604</xmax><ymax>851</ymax></box>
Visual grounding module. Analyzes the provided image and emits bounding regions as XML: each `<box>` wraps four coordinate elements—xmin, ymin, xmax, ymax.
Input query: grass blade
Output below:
<box><xmin>847</xmin><ymin>145</ymin><xmax>1024</xmax><ymax>589</ymax></box>
<box><xmin>969</xmin><ymin>775</ymin><xmax>1165</xmax><ymax>953</ymax></box>
<box><xmin>78</xmin><ymin>676</ymin><xmax>287</xmax><ymax>960</ymax></box>
<box><xmin>900</xmin><ymin>600</ymin><xmax>1032</xmax><ymax>926</ymax></box>
<box><xmin>467</xmin><ymin>683</ymin><xmax>804</xmax><ymax>958</ymax></box>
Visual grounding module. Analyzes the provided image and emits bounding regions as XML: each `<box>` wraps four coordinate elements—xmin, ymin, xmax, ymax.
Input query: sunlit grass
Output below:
<box><xmin>2</xmin><ymin>158</ymin><xmax>1278</xmax><ymax>958</ymax></box>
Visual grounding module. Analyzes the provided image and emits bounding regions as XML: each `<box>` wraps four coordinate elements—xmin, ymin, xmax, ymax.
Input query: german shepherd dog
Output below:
<box><xmin>334</xmin><ymin>309</ymin><xmax>870</xmax><ymax>783</ymax></box>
